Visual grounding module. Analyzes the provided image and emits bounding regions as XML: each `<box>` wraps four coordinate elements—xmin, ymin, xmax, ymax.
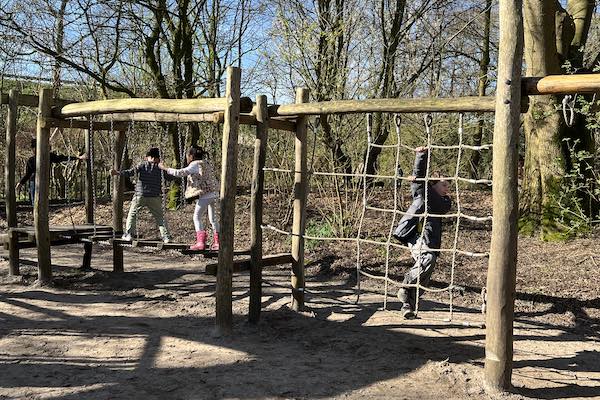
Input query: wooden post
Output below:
<box><xmin>215</xmin><ymin>66</ymin><xmax>241</xmax><ymax>335</ymax></box>
<box><xmin>291</xmin><ymin>88</ymin><xmax>310</xmax><ymax>311</ymax></box>
<box><xmin>82</xmin><ymin>127</ymin><xmax>94</xmax><ymax>270</ymax></box>
<box><xmin>5</xmin><ymin>90</ymin><xmax>19</xmax><ymax>275</ymax></box>
<box><xmin>35</xmin><ymin>88</ymin><xmax>53</xmax><ymax>284</ymax></box>
<box><xmin>249</xmin><ymin>95</ymin><xmax>268</xmax><ymax>323</ymax></box>
<box><xmin>112</xmin><ymin>130</ymin><xmax>126</xmax><ymax>272</ymax></box>
<box><xmin>484</xmin><ymin>0</ymin><xmax>523</xmax><ymax>392</ymax></box>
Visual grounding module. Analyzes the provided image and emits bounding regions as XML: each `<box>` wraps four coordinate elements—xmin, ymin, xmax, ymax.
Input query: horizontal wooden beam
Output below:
<box><xmin>213</xmin><ymin>112</ymin><xmax>296</xmax><ymax>132</ymax></box>
<box><xmin>53</xmin><ymin>97</ymin><xmax>229</xmax><ymax>118</ymax></box>
<box><xmin>522</xmin><ymin>74</ymin><xmax>600</xmax><ymax>95</ymax></box>
<box><xmin>272</xmin><ymin>96</ymin><xmax>499</xmax><ymax>116</ymax></box>
<box><xmin>1</xmin><ymin>92</ymin><xmax>73</xmax><ymax>107</ymax></box>
<box><xmin>100</xmin><ymin>112</ymin><xmax>219</xmax><ymax>123</ymax></box>
<box><xmin>205</xmin><ymin>253</ymin><xmax>293</xmax><ymax>275</ymax></box>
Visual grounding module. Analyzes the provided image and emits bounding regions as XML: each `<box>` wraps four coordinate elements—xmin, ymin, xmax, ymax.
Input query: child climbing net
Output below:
<box><xmin>262</xmin><ymin>111</ymin><xmax>493</xmax><ymax>322</ymax></box>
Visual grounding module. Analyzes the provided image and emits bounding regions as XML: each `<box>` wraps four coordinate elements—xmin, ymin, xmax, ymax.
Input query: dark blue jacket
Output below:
<box><xmin>393</xmin><ymin>151</ymin><xmax>451</xmax><ymax>249</ymax></box>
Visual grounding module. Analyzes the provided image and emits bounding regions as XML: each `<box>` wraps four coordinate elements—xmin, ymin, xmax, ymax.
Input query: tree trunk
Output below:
<box><xmin>364</xmin><ymin>0</ymin><xmax>405</xmax><ymax>181</ymax></box>
<box><xmin>469</xmin><ymin>0</ymin><xmax>492</xmax><ymax>180</ymax></box>
<box><xmin>520</xmin><ymin>0</ymin><xmax>596</xmax><ymax>238</ymax></box>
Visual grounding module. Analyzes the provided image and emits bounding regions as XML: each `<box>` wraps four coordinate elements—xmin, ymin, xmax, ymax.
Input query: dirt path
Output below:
<box><xmin>1</xmin><ymin>244</ymin><xmax>598</xmax><ymax>400</ymax></box>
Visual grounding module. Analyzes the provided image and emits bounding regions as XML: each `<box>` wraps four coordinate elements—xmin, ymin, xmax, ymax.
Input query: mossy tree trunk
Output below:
<box><xmin>520</xmin><ymin>0</ymin><xmax>596</xmax><ymax>239</ymax></box>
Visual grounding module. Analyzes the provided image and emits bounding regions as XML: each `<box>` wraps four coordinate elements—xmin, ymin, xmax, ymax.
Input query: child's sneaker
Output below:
<box><xmin>162</xmin><ymin>236</ymin><xmax>171</xmax><ymax>244</ymax></box>
<box><xmin>121</xmin><ymin>233</ymin><xmax>132</xmax><ymax>241</ymax></box>
<box><xmin>401</xmin><ymin>303</ymin><xmax>416</xmax><ymax>319</ymax></box>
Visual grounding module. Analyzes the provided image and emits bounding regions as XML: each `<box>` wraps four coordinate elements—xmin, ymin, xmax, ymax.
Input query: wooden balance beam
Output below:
<box><xmin>204</xmin><ymin>253</ymin><xmax>293</xmax><ymax>276</ymax></box>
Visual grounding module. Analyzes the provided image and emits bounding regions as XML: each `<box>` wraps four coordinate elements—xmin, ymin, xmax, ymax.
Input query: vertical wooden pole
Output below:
<box><xmin>249</xmin><ymin>95</ymin><xmax>269</xmax><ymax>323</ymax></box>
<box><xmin>291</xmin><ymin>88</ymin><xmax>310</xmax><ymax>311</ymax></box>
<box><xmin>5</xmin><ymin>90</ymin><xmax>20</xmax><ymax>275</ymax></box>
<box><xmin>484</xmin><ymin>0</ymin><xmax>523</xmax><ymax>392</ymax></box>
<box><xmin>35</xmin><ymin>88</ymin><xmax>53</xmax><ymax>284</ymax></box>
<box><xmin>82</xmin><ymin>127</ymin><xmax>94</xmax><ymax>270</ymax></box>
<box><xmin>215</xmin><ymin>66</ymin><xmax>241</xmax><ymax>335</ymax></box>
<box><xmin>112</xmin><ymin>130</ymin><xmax>126</xmax><ymax>272</ymax></box>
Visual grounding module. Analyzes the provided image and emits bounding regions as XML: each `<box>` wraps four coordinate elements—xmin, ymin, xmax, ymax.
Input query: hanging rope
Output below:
<box><xmin>158</xmin><ymin>118</ymin><xmax>168</xmax><ymax>219</ymax></box>
<box><xmin>177</xmin><ymin>117</ymin><xmax>186</xmax><ymax>209</ymax></box>
<box><xmin>562</xmin><ymin>94</ymin><xmax>576</xmax><ymax>127</ymax></box>
<box><xmin>355</xmin><ymin>113</ymin><xmax>372</xmax><ymax>304</ymax></box>
<box><xmin>89</xmin><ymin>115</ymin><xmax>98</xmax><ymax>238</ymax></box>
<box><xmin>109</xmin><ymin>115</ymin><xmax>117</xmax><ymax>240</ymax></box>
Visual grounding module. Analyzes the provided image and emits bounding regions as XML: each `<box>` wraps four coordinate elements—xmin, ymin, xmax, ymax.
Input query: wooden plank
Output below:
<box><xmin>291</xmin><ymin>88</ymin><xmax>310</xmax><ymax>311</ymax></box>
<box><xmin>523</xmin><ymin>74</ymin><xmax>600</xmax><ymax>95</ymax></box>
<box><xmin>215</xmin><ymin>66</ymin><xmax>241</xmax><ymax>336</ymax></box>
<box><xmin>249</xmin><ymin>95</ymin><xmax>268</xmax><ymax>323</ymax></box>
<box><xmin>272</xmin><ymin>96</ymin><xmax>498</xmax><ymax>116</ymax></box>
<box><xmin>54</xmin><ymin>97</ymin><xmax>229</xmax><ymax>118</ymax></box>
<box><xmin>484</xmin><ymin>0</ymin><xmax>523</xmax><ymax>392</ymax></box>
<box><xmin>206</xmin><ymin>253</ymin><xmax>293</xmax><ymax>276</ymax></box>
<box><xmin>34</xmin><ymin>88</ymin><xmax>54</xmax><ymax>284</ymax></box>
<box><xmin>5</xmin><ymin>90</ymin><xmax>18</xmax><ymax>232</ymax></box>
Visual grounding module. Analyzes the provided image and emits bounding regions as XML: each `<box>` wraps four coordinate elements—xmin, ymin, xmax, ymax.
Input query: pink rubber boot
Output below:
<box><xmin>210</xmin><ymin>232</ymin><xmax>220</xmax><ymax>251</ymax></box>
<box><xmin>190</xmin><ymin>230</ymin><xmax>207</xmax><ymax>250</ymax></box>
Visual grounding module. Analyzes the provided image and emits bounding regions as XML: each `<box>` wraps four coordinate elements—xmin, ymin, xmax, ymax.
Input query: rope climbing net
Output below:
<box><xmin>262</xmin><ymin>111</ymin><xmax>493</xmax><ymax>322</ymax></box>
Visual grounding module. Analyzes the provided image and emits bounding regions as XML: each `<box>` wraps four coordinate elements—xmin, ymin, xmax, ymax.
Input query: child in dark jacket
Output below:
<box><xmin>393</xmin><ymin>146</ymin><xmax>451</xmax><ymax>319</ymax></box>
<box><xmin>16</xmin><ymin>139</ymin><xmax>86</xmax><ymax>205</ymax></box>
<box><xmin>111</xmin><ymin>147</ymin><xmax>171</xmax><ymax>243</ymax></box>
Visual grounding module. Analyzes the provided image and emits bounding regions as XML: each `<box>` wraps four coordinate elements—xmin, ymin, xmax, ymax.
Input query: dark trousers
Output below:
<box><xmin>398</xmin><ymin>237</ymin><xmax>438</xmax><ymax>309</ymax></box>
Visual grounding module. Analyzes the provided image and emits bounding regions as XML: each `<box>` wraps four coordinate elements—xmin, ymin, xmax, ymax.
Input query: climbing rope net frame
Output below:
<box><xmin>262</xmin><ymin>109</ymin><xmax>494</xmax><ymax>324</ymax></box>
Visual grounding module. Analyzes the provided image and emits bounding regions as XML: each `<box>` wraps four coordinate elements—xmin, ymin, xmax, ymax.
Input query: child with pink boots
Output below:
<box><xmin>159</xmin><ymin>145</ymin><xmax>220</xmax><ymax>251</ymax></box>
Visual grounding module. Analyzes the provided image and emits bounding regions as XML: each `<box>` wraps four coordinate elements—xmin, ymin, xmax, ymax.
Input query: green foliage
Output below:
<box><xmin>305</xmin><ymin>220</ymin><xmax>335</xmax><ymax>250</ymax></box>
<box><xmin>548</xmin><ymin>138</ymin><xmax>600</xmax><ymax>238</ymax></box>
<box><xmin>167</xmin><ymin>183</ymin><xmax>182</xmax><ymax>210</ymax></box>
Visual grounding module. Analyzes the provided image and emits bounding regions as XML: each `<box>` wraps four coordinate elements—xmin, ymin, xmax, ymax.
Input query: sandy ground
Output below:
<box><xmin>1</xmin><ymin>189</ymin><xmax>599</xmax><ymax>399</ymax></box>
<box><xmin>0</xmin><ymin>243</ymin><xmax>598</xmax><ymax>400</ymax></box>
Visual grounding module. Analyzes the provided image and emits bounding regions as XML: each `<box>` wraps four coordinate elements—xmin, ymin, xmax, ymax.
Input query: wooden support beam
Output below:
<box><xmin>522</xmin><ymin>74</ymin><xmax>600</xmax><ymax>95</ymax></box>
<box><xmin>101</xmin><ymin>112</ymin><xmax>219</xmax><ymax>123</ymax></box>
<box><xmin>206</xmin><ymin>253</ymin><xmax>293</xmax><ymax>276</ymax></box>
<box><xmin>5</xmin><ymin>90</ymin><xmax>18</xmax><ymax>231</ymax></box>
<box><xmin>34</xmin><ymin>88</ymin><xmax>54</xmax><ymax>284</ymax></box>
<box><xmin>1</xmin><ymin>92</ymin><xmax>73</xmax><ymax>108</ymax></box>
<box><xmin>272</xmin><ymin>96</ymin><xmax>499</xmax><ymax>116</ymax></box>
<box><xmin>53</xmin><ymin>97</ymin><xmax>229</xmax><ymax>118</ymax></box>
<box><xmin>249</xmin><ymin>95</ymin><xmax>268</xmax><ymax>324</ymax></box>
<box><xmin>5</xmin><ymin>90</ymin><xmax>20</xmax><ymax>276</ymax></box>
<box><xmin>291</xmin><ymin>88</ymin><xmax>310</xmax><ymax>311</ymax></box>
<box><xmin>7</xmin><ymin>230</ymin><xmax>20</xmax><ymax>276</ymax></box>
<box><xmin>215</xmin><ymin>66</ymin><xmax>241</xmax><ymax>336</ymax></box>
<box><xmin>484</xmin><ymin>0</ymin><xmax>523</xmax><ymax>392</ymax></box>
<box><xmin>112</xmin><ymin>130</ymin><xmax>126</xmax><ymax>273</ymax></box>
<box><xmin>213</xmin><ymin>112</ymin><xmax>297</xmax><ymax>132</ymax></box>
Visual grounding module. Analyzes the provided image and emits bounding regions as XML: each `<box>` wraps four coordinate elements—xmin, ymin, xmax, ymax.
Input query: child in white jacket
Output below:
<box><xmin>159</xmin><ymin>145</ymin><xmax>220</xmax><ymax>250</ymax></box>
